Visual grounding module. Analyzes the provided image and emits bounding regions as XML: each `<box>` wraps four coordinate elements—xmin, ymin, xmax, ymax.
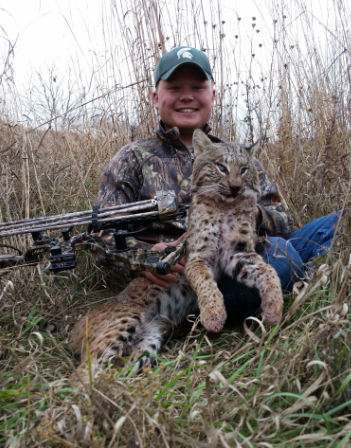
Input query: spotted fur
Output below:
<box><xmin>185</xmin><ymin>129</ymin><xmax>283</xmax><ymax>332</ymax></box>
<box><xmin>69</xmin><ymin>275</ymin><xmax>198</xmax><ymax>384</ymax></box>
<box><xmin>69</xmin><ymin>130</ymin><xmax>283</xmax><ymax>384</ymax></box>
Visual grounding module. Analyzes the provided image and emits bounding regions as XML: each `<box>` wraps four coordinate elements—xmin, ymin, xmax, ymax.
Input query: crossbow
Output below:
<box><xmin>0</xmin><ymin>190</ymin><xmax>186</xmax><ymax>276</ymax></box>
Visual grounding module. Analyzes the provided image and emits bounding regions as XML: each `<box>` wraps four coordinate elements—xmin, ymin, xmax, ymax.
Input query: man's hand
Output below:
<box><xmin>141</xmin><ymin>234</ymin><xmax>186</xmax><ymax>288</ymax></box>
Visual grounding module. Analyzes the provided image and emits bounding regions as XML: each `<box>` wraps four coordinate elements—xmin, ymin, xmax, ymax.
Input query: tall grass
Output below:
<box><xmin>1</xmin><ymin>0</ymin><xmax>351</xmax><ymax>446</ymax></box>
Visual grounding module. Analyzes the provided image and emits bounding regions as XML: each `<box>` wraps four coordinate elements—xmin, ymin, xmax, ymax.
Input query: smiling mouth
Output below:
<box><xmin>177</xmin><ymin>108</ymin><xmax>198</xmax><ymax>113</ymax></box>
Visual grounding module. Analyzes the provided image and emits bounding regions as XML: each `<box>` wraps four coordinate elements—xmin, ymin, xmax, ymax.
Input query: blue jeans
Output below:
<box><xmin>219</xmin><ymin>212</ymin><xmax>341</xmax><ymax>322</ymax></box>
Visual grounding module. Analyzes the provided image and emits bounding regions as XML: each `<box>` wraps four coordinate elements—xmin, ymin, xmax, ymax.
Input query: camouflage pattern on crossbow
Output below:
<box><xmin>0</xmin><ymin>190</ymin><xmax>186</xmax><ymax>276</ymax></box>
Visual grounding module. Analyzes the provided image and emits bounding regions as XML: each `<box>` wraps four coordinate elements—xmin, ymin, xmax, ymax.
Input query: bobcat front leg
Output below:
<box><xmin>185</xmin><ymin>256</ymin><xmax>227</xmax><ymax>332</ymax></box>
<box><xmin>225</xmin><ymin>253</ymin><xmax>283</xmax><ymax>325</ymax></box>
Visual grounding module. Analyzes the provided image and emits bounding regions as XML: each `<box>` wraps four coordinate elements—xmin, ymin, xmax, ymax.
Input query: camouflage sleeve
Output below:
<box><xmin>255</xmin><ymin>159</ymin><xmax>294</xmax><ymax>237</ymax></box>
<box><xmin>92</xmin><ymin>145</ymin><xmax>152</xmax><ymax>275</ymax></box>
<box><xmin>97</xmin><ymin>144</ymin><xmax>143</xmax><ymax>207</ymax></box>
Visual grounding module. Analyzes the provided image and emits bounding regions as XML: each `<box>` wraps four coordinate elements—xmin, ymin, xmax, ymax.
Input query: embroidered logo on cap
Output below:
<box><xmin>177</xmin><ymin>48</ymin><xmax>193</xmax><ymax>60</ymax></box>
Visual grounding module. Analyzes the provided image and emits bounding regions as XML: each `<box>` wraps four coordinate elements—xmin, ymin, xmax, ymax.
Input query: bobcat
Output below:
<box><xmin>184</xmin><ymin>129</ymin><xmax>283</xmax><ymax>332</ymax></box>
<box><xmin>69</xmin><ymin>129</ymin><xmax>283</xmax><ymax>384</ymax></box>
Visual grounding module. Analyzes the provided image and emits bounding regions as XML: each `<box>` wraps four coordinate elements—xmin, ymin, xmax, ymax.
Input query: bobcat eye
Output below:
<box><xmin>216</xmin><ymin>163</ymin><xmax>228</xmax><ymax>174</ymax></box>
<box><xmin>240</xmin><ymin>167</ymin><xmax>247</xmax><ymax>175</ymax></box>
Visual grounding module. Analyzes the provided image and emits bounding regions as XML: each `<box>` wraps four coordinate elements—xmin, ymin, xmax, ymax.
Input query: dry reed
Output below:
<box><xmin>1</xmin><ymin>0</ymin><xmax>351</xmax><ymax>446</ymax></box>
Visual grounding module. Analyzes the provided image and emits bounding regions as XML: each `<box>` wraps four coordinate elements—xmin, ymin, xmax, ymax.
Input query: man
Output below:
<box><xmin>97</xmin><ymin>46</ymin><xmax>340</xmax><ymax>321</ymax></box>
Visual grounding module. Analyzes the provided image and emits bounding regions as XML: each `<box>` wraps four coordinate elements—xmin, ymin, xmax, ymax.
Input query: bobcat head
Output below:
<box><xmin>191</xmin><ymin>129</ymin><xmax>260</xmax><ymax>201</ymax></box>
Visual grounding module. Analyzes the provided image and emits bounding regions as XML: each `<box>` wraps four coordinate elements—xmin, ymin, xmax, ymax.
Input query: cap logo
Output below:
<box><xmin>177</xmin><ymin>48</ymin><xmax>193</xmax><ymax>60</ymax></box>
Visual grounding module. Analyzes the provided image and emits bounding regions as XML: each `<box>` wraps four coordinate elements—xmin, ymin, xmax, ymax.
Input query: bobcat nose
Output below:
<box><xmin>230</xmin><ymin>185</ymin><xmax>241</xmax><ymax>195</ymax></box>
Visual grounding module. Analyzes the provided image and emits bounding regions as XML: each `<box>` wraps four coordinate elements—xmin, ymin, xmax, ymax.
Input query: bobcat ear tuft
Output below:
<box><xmin>244</xmin><ymin>140</ymin><xmax>259</xmax><ymax>157</ymax></box>
<box><xmin>193</xmin><ymin>129</ymin><xmax>212</xmax><ymax>158</ymax></box>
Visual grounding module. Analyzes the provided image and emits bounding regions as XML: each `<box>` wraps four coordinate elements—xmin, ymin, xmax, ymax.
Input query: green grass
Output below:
<box><xmin>0</xmin><ymin>0</ymin><xmax>351</xmax><ymax>444</ymax></box>
<box><xmin>1</xmin><ymin>255</ymin><xmax>351</xmax><ymax>447</ymax></box>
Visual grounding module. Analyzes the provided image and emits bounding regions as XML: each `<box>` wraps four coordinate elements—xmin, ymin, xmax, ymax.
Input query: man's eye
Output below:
<box><xmin>216</xmin><ymin>163</ymin><xmax>228</xmax><ymax>174</ymax></box>
<box><xmin>240</xmin><ymin>167</ymin><xmax>247</xmax><ymax>175</ymax></box>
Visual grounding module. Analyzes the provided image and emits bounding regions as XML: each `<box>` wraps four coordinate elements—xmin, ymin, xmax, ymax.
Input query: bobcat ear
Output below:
<box><xmin>244</xmin><ymin>140</ymin><xmax>259</xmax><ymax>157</ymax></box>
<box><xmin>193</xmin><ymin>129</ymin><xmax>212</xmax><ymax>158</ymax></box>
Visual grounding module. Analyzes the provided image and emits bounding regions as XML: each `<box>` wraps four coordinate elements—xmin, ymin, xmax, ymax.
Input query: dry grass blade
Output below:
<box><xmin>1</xmin><ymin>0</ymin><xmax>351</xmax><ymax>446</ymax></box>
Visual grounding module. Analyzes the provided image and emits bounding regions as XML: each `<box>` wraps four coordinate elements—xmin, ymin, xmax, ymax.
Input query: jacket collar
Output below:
<box><xmin>156</xmin><ymin>120</ymin><xmax>223</xmax><ymax>150</ymax></box>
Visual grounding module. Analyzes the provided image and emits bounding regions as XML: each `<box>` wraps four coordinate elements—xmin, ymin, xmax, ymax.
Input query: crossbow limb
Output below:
<box><xmin>0</xmin><ymin>190</ymin><xmax>186</xmax><ymax>276</ymax></box>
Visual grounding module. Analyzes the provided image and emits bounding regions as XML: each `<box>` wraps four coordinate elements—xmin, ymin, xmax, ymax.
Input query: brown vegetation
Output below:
<box><xmin>0</xmin><ymin>0</ymin><xmax>351</xmax><ymax>446</ymax></box>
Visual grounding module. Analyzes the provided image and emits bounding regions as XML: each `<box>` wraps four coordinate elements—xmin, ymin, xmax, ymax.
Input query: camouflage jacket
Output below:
<box><xmin>96</xmin><ymin>121</ymin><xmax>293</xmax><ymax>272</ymax></box>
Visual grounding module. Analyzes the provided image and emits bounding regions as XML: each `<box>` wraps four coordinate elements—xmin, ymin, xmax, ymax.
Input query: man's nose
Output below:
<box><xmin>179</xmin><ymin>88</ymin><xmax>194</xmax><ymax>101</ymax></box>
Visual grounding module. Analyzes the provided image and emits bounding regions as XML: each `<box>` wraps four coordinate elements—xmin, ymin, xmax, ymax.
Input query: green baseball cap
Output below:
<box><xmin>154</xmin><ymin>46</ymin><xmax>213</xmax><ymax>86</ymax></box>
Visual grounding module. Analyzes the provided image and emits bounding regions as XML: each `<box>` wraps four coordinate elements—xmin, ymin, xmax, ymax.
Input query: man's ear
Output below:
<box><xmin>153</xmin><ymin>90</ymin><xmax>159</xmax><ymax>110</ymax></box>
<box><xmin>193</xmin><ymin>129</ymin><xmax>212</xmax><ymax>158</ymax></box>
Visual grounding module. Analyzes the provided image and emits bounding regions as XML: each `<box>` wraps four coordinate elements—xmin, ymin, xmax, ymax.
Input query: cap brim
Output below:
<box><xmin>160</xmin><ymin>62</ymin><xmax>212</xmax><ymax>81</ymax></box>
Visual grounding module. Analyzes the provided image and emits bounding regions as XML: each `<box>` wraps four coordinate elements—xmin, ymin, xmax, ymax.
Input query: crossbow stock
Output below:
<box><xmin>0</xmin><ymin>190</ymin><xmax>186</xmax><ymax>276</ymax></box>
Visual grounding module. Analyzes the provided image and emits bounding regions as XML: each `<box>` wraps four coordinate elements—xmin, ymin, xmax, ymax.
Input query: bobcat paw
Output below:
<box><xmin>133</xmin><ymin>334</ymin><xmax>163</xmax><ymax>370</ymax></box>
<box><xmin>200</xmin><ymin>304</ymin><xmax>227</xmax><ymax>332</ymax></box>
<box><xmin>261</xmin><ymin>303</ymin><xmax>283</xmax><ymax>325</ymax></box>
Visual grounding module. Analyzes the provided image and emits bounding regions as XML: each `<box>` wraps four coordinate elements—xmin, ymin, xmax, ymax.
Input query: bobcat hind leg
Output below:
<box><xmin>69</xmin><ymin>305</ymin><xmax>144</xmax><ymax>385</ymax></box>
<box><xmin>132</xmin><ymin>318</ymin><xmax>173</xmax><ymax>371</ymax></box>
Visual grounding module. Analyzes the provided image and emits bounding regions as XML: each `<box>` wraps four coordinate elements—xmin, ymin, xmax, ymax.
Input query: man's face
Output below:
<box><xmin>153</xmin><ymin>64</ymin><xmax>215</xmax><ymax>136</ymax></box>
